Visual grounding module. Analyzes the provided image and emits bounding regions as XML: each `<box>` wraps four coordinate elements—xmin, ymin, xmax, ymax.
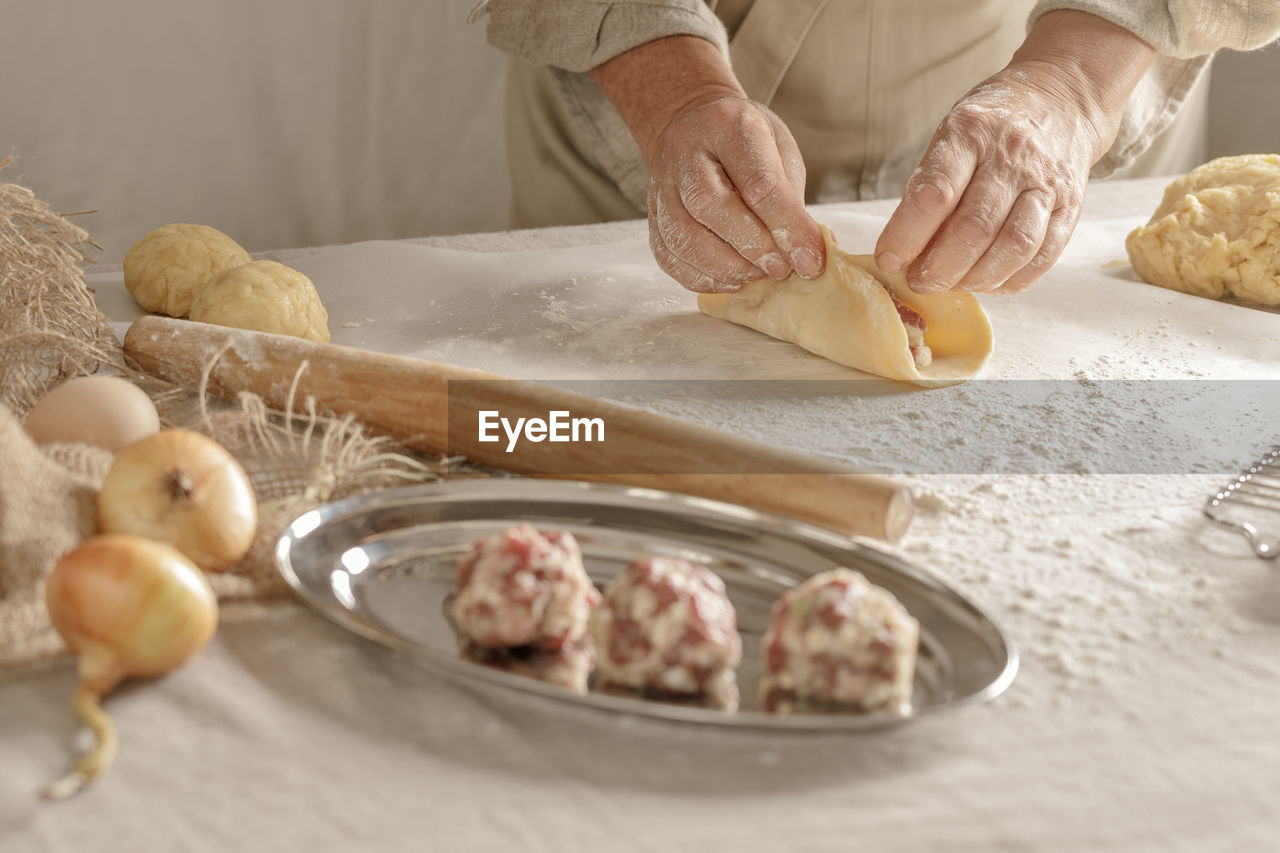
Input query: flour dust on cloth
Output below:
<box><xmin>698</xmin><ymin>227</ymin><xmax>993</xmax><ymax>387</ymax></box>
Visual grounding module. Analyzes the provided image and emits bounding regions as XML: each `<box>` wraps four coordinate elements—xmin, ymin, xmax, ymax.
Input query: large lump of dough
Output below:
<box><xmin>1126</xmin><ymin>154</ymin><xmax>1280</xmax><ymax>307</ymax></box>
<box><xmin>123</xmin><ymin>223</ymin><xmax>252</xmax><ymax>316</ymax></box>
<box><xmin>189</xmin><ymin>260</ymin><xmax>330</xmax><ymax>342</ymax></box>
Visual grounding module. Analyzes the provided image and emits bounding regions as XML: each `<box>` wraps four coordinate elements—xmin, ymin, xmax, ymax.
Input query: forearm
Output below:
<box><xmin>1011</xmin><ymin>10</ymin><xmax>1157</xmax><ymax>163</ymax></box>
<box><xmin>590</xmin><ymin>35</ymin><xmax>745</xmax><ymax>168</ymax></box>
<box><xmin>475</xmin><ymin>0</ymin><xmax>729</xmax><ymax>73</ymax></box>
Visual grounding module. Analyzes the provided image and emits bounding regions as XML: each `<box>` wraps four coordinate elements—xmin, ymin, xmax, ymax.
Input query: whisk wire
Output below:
<box><xmin>1205</xmin><ymin>447</ymin><xmax>1280</xmax><ymax>559</ymax></box>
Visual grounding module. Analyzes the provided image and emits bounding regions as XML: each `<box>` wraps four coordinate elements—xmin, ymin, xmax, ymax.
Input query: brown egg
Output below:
<box><xmin>24</xmin><ymin>376</ymin><xmax>160</xmax><ymax>453</ymax></box>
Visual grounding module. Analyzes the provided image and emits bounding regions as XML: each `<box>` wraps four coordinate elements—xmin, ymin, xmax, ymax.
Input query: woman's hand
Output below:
<box><xmin>646</xmin><ymin>95</ymin><xmax>823</xmax><ymax>292</ymax></box>
<box><xmin>875</xmin><ymin>11</ymin><xmax>1156</xmax><ymax>295</ymax></box>
<box><xmin>592</xmin><ymin>36</ymin><xmax>824</xmax><ymax>293</ymax></box>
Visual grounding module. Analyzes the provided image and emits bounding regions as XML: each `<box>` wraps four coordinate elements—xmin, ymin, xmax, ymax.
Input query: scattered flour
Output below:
<box><xmin>898</xmin><ymin>471</ymin><xmax>1253</xmax><ymax>709</ymax></box>
<box><xmin>602</xmin><ymin>349</ymin><xmax>1274</xmax><ymax>713</ymax></box>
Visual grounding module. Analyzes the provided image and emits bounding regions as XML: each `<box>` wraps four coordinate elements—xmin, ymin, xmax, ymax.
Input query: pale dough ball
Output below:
<box><xmin>188</xmin><ymin>260</ymin><xmax>330</xmax><ymax>342</ymax></box>
<box><xmin>123</xmin><ymin>223</ymin><xmax>253</xmax><ymax>317</ymax></box>
<box><xmin>1126</xmin><ymin>154</ymin><xmax>1280</xmax><ymax>307</ymax></box>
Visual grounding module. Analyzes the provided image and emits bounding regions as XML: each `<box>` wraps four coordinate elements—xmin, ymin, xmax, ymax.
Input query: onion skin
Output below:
<box><xmin>97</xmin><ymin>429</ymin><xmax>257</xmax><ymax>572</ymax></box>
<box><xmin>43</xmin><ymin>533</ymin><xmax>218</xmax><ymax>799</ymax></box>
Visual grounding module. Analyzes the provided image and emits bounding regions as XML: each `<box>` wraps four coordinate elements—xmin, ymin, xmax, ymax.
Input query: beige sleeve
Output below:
<box><xmin>1030</xmin><ymin>1</ymin><xmax>1280</xmax><ymax>58</ymax></box>
<box><xmin>468</xmin><ymin>0</ymin><xmax>729</xmax><ymax>73</ymax></box>
<box><xmin>1029</xmin><ymin>2</ymin><xmax>1280</xmax><ymax>177</ymax></box>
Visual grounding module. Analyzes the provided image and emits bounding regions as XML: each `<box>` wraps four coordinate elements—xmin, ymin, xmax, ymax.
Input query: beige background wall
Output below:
<box><xmin>0</xmin><ymin>1</ymin><xmax>1276</xmax><ymax>263</ymax></box>
<box><xmin>0</xmin><ymin>0</ymin><xmax>512</xmax><ymax>261</ymax></box>
<box><xmin>1207</xmin><ymin>46</ymin><xmax>1280</xmax><ymax>157</ymax></box>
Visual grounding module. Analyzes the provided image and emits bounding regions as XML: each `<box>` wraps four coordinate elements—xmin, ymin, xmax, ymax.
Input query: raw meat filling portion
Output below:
<box><xmin>591</xmin><ymin>556</ymin><xmax>742</xmax><ymax>707</ymax></box>
<box><xmin>890</xmin><ymin>294</ymin><xmax>932</xmax><ymax>369</ymax></box>
<box><xmin>452</xmin><ymin>523</ymin><xmax>599</xmax><ymax>651</ymax></box>
<box><xmin>761</xmin><ymin>568</ymin><xmax>918</xmax><ymax>713</ymax></box>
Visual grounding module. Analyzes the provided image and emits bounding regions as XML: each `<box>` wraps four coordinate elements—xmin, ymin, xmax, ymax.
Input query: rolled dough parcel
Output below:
<box><xmin>698</xmin><ymin>227</ymin><xmax>993</xmax><ymax>387</ymax></box>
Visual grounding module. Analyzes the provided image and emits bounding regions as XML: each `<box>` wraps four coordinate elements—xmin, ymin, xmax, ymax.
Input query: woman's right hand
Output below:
<box><xmin>645</xmin><ymin>95</ymin><xmax>825</xmax><ymax>293</ymax></box>
<box><xmin>592</xmin><ymin>36</ymin><xmax>824</xmax><ymax>293</ymax></box>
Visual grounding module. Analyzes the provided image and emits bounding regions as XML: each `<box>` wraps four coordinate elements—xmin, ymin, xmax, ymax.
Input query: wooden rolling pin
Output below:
<box><xmin>123</xmin><ymin>316</ymin><xmax>913</xmax><ymax>541</ymax></box>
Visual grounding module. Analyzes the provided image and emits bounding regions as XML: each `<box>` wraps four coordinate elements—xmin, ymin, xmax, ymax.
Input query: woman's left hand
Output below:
<box><xmin>874</xmin><ymin>11</ymin><xmax>1156</xmax><ymax>295</ymax></box>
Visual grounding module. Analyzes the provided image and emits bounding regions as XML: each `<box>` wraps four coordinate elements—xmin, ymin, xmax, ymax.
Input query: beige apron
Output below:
<box><xmin>504</xmin><ymin>0</ymin><xmax>1204</xmax><ymax>229</ymax></box>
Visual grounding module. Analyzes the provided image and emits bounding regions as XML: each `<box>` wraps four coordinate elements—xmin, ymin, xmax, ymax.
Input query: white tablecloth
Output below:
<box><xmin>4</xmin><ymin>178</ymin><xmax>1280</xmax><ymax>852</ymax></box>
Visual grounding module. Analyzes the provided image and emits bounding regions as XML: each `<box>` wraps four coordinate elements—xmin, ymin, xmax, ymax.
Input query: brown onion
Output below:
<box><xmin>97</xmin><ymin>429</ymin><xmax>257</xmax><ymax>572</ymax></box>
<box><xmin>43</xmin><ymin>534</ymin><xmax>218</xmax><ymax>798</ymax></box>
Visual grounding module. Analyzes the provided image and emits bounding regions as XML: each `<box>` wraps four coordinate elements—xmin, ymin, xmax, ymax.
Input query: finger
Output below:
<box><xmin>651</xmin><ymin>235</ymin><xmax>748</xmax><ymax>293</ymax></box>
<box><xmin>766</xmin><ymin>108</ymin><xmax>808</xmax><ymax>198</ymax></box>
<box><xmin>647</xmin><ymin>203</ymin><xmax>757</xmax><ymax>294</ymax></box>
<box><xmin>990</xmin><ymin>200</ymin><xmax>1081</xmax><ymax>294</ymax></box>
<box><xmin>875</xmin><ymin>134</ymin><xmax>979</xmax><ymax>274</ymax></box>
<box><xmin>653</xmin><ymin>171</ymin><xmax>769</xmax><ymax>284</ymax></box>
<box><xmin>904</xmin><ymin>160</ymin><xmax>1022</xmax><ymax>293</ymax></box>
<box><xmin>767</xmin><ymin>110</ymin><xmax>824</xmax><ymax>276</ymax></box>
<box><xmin>953</xmin><ymin>189</ymin><xmax>1053</xmax><ymax>292</ymax></box>
<box><xmin>676</xmin><ymin>155</ymin><xmax>792</xmax><ymax>280</ymax></box>
<box><xmin>715</xmin><ymin>110</ymin><xmax>823</xmax><ymax>278</ymax></box>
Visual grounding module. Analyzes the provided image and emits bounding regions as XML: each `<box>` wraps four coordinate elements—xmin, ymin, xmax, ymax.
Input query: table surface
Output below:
<box><xmin>5</xmin><ymin>178</ymin><xmax>1280</xmax><ymax>853</ymax></box>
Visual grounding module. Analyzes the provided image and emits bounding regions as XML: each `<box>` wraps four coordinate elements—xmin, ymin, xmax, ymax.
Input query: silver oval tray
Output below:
<box><xmin>275</xmin><ymin>479</ymin><xmax>1017</xmax><ymax>730</ymax></box>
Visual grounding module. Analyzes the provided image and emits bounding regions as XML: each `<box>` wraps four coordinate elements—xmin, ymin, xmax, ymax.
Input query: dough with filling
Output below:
<box><xmin>1126</xmin><ymin>153</ymin><xmax>1280</xmax><ymax>307</ymax></box>
<box><xmin>698</xmin><ymin>227</ymin><xmax>993</xmax><ymax>387</ymax></box>
<box><xmin>188</xmin><ymin>260</ymin><xmax>330</xmax><ymax>342</ymax></box>
<box><xmin>123</xmin><ymin>223</ymin><xmax>252</xmax><ymax>317</ymax></box>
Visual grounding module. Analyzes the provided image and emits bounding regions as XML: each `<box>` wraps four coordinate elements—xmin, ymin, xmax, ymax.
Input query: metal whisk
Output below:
<box><xmin>1205</xmin><ymin>446</ymin><xmax>1280</xmax><ymax>559</ymax></box>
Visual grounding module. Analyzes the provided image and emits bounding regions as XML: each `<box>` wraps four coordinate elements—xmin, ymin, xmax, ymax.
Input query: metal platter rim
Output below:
<box><xmin>274</xmin><ymin>478</ymin><xmax>1019</xmax><ymax>732</ymax></box>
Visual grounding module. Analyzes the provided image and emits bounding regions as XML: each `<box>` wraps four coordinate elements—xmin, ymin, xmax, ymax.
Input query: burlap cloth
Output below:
<box><xmin>0</xmin><ymin>157</ymin><xmax>443</xmax><ymax>673</ymax></box>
